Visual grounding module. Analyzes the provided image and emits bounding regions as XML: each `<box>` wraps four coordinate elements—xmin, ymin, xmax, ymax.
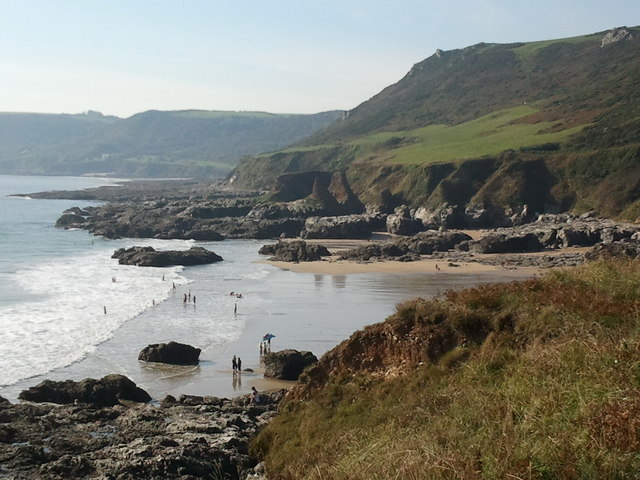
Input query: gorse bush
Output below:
<box><xmin>252</xmin><ymin>260</ymin><xmax>640</xmax><ymax>479</ymax></box>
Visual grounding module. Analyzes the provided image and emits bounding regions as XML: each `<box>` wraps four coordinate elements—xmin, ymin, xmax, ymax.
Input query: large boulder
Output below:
<box><xmin>112</xmin><ymin>246</ymin><xmax>223</xmax><ymax>267</ymax></box>
<box><xmin>471</xmin><ymin>232</ymin><xmax>544</xmax><ymax>254</ymax></box>
<box><xmin>263</xmin><ymin>349</ymin><xmax>318</xmax><ymax>381</ymax></box>
<box><xmin>301</xmin><ymin>215</ymin><xmax>374</xmax><ymax>239</ymax></box>
<box><xmin>18</xmin><ymin>374</ymin><xmax>151</xmax><ymax>406</ymax></box>
<box><xmin>138</xmin><ymin>341</ymin><xmax>201</xmax><ymax>365</ymax></box>
<box><xmin>414</xmin><ymin>204</ymin><xmax>466</xmax><ymax>229</ymax></box>
<box><xmin>386</xmin><ymin>206</ymin><xmax>423</xmax><ymax>236</ymax></box>
<box><xmin>259</xmin><ymin>240</ymin><xmax>331</xmax><ymax>262</ymax></box>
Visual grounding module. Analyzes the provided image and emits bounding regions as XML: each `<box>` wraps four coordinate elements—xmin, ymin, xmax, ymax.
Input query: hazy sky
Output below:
<box><xmin>1</xmin><ymin>1</ymin><xmax>638</xmax><ymax>118</ymax></box>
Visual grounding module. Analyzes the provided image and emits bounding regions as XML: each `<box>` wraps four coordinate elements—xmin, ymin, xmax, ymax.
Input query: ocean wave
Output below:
<box><xmin>0</xmin><ymin>248</ymin><xmax>186</xmax><ymax>386</ymax></box>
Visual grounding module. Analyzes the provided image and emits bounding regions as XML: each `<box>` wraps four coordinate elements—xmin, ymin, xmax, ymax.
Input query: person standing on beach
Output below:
<box><xmin>103</xmin><ymin>306</ymin><xmax>107</xmax><ymax>315</ymax></box>
<box><xmin>259</xmin><ymin>342</ymin><xmax>263</xmax><ymax>355</ymax></box>
<box><xmin>232</xmin><ymin>355</ymin><xmax>237</xmax><ymax>372</ymax></box>
<box><xmin>234</xmin><ymin>303</ymin><xmax>237</xmax><ymax>315</ymax></box>
<box><xmin>237</xmin><ymin>357</ymin><xmax>242</xmax><ymax>372</ymax></box>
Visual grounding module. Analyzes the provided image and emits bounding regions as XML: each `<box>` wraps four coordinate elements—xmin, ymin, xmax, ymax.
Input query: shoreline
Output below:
<box><xmin>1</xmin><ymin>239</ymin><xmax>547</xmax><ymax>403</ymax></box>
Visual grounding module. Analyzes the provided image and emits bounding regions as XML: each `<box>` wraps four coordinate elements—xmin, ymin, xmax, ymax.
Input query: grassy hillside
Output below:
<box><xmin>0</xmin><ymin>109</ymin><xmax>343</xmax><ymax>178</ymax></box>
<box><xmin>252</xmin><ymin>260</ymin><xmax>640</xmax><ymax>479</ymax></box>
<box><xmin>231</xmin><ymin>27</ymin><xmax>640</xmax><ymax>219</ymax></box>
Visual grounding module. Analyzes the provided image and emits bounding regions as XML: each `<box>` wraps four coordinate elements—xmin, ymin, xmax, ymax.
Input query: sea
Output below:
<box><xmin>0</xmin><ymin>174</ymin><xmax>523</xmax><ymax>401</ymax></box>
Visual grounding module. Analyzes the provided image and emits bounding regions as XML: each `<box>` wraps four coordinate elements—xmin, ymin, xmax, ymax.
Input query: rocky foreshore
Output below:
<box><xmin>0</xmin><ymin>377</ymin><xmax>285</xmax><ymax>479</ymax></box>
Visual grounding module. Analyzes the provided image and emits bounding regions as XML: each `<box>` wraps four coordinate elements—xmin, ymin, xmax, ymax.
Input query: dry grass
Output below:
<box><xmin>252</xmin><ymin>260</ymin><xmax>640</xmax><ymax>479</ymax></box>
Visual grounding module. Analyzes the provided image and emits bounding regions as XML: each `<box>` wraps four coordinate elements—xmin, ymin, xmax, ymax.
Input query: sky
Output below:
<box><xmin>0</xmin><ymin>1</ymin><xmax>639</xmax><ymax>118</ymax></box>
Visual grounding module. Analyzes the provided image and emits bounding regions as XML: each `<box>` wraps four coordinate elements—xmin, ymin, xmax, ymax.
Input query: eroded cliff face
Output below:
<box><xmin>290</xmin><ymin>298</ymin><xmax>492</xmax><ymax>401</ymax></box>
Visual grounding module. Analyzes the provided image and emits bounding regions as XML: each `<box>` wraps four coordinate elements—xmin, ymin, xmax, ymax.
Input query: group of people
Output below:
<box><xmin>183</xmin><ymin>290</ymin><xmax>196</xmax><ymax>304</ymax></box>
<box><xmin>231</xmin><ymin>354</ymin><xmax>242</xmax><ymax>373</ymax></box>
<box><xmin>259</xmin><ymin>341</ymin><xmax>272</xmax><ymax>355</ymax></box>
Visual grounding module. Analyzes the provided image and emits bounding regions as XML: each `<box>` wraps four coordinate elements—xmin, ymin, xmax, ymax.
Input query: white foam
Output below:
<box><xmin>0</xmin><ymin>246</ymin><xmax>187</xmax><ymax>386</ymax></box>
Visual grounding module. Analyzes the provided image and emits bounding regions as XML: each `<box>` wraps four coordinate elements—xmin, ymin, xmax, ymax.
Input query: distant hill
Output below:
<box><xmin>232</xmin><ymin>27</ymin><xmax>640</xmax><ymax>220</ymax></box>
<box><xmin>0</xmin><ymin>109</ymin><xmax>343</xmax><ymax>178</ymax></box>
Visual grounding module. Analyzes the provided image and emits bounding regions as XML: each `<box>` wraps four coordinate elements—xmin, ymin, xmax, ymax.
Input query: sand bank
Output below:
<box><xmin>264</xmin><ymin>256</ymin><xmax>539</xmax><ymax>277</ymax></box>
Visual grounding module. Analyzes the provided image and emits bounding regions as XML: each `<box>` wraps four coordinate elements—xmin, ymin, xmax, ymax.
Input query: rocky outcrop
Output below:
<box><xmin>1</xmin><ymin>388</ymin><xmax>285</xmax><ymax>479</ymax></box>
<box><xmin>386</xmin><ymin>206</ymin><xmax>423</xmax><ymax>235</ymax></box>
<box><xmin>397</xmin><ymin>231</ymin><xmax>472</xmax><ymax>254</ymax></box>
<box><xmin>338</xmin><ymin>231</ymin><xmax>472</xmax><ymax>261</ymax></box>
<box><xmin>301</xmin><ymin>214</ymin><xmax>375</xmax><ymax>239</ymax></box>
<box><xmin>601</xmin><ymin>27</ymin><xmax>633</xmax><ymax>47</ymax></box>
<box><xmin>112</xmin><ymin>246</ymin><xmax>223</xmax><ymax>267</ymax></box>
<box><xmin>17</xmin><ymin>374</ymin><xmax>151</xmax><ymax>406</ymax></box>
<box><xmin>338</xmin><ymin>243</ymin><xmax>408</xmax><ymax>261</ymax></box>
<box><xmin>469</xmin><ymin>232</ymin><xmax>543</xmax><ymax>254</ymax></box>
<box><xmin>259</xmin><ymin>240</ymin><xmax>331</xmax><ymax>262</ymax></box>
<box><xmin>465</xmin><ymin>215</ymin><xmax>640</xmax><ymax>253</ymax></box>
<box><xmin>138</xmin><ymin>341</ymin><xmax>201</xmax><ymax>365</ymax></box>
<box><xmin>270</xmin><ymin>171</ymin><xmax>364</xmax><ymax>216</ymax></box>
<box><xmin>263</xmin><ymin>349</ymin><xmax>318</xmax><ymax>381</ymax></box>
<box><xmin>585</xmin><ymin>239</ymin><xmax>640</xmax><ymax>260</ymax></box>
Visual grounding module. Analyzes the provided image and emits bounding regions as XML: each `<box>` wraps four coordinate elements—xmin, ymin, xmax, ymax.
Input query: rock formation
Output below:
<box><xmin>301</xmin><ymin>214</ymin><xmax>376</xmax><ymax>239</ymax></box>
<box><xmin>258</xmin><ymin>240</ymin><xmax>331</xmax><ymax>262</ymax></box>
<box><xmin>1</xmin><ymin>387</ymin><xmax>285</xmax><ymax>479</ymax></box>
<box><xmin>263</xmin><ymin>349</ymin><xmax>318</xmax><ymax>381</ymax></box>
<box><xmin>138</xmin><ymin>341</ymin><xmax>201</xmax><ymax>365</ymax></box>
<box><xmin>112</xmin><ymin>246</ymin><xmax>223</xmax><ymax>267</ymax></box>
<box><xmin>17</xmin><ymin>374</ymin><xmax>151</xmax><ymax>407</ymax></box>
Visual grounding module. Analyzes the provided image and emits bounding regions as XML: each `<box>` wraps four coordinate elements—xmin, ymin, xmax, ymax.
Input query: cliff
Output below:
<box><xmin>231</xmin><ymin>27</ymin><xmax>640</xmax><ymax>220</ymax></box>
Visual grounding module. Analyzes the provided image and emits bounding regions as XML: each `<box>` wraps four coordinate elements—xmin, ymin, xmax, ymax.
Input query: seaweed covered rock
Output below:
<box><xmin>138</xmin><ymin>341</ymin><xmax>201</xmax><ymax>365</ymax></box>
<box><xmin>112</xmin><ymin>246</ymin><xmax>223</xmax><ymax>266</ymax></box>
<box><xmin>18</xmin><ymin>374</ymin><xmax>151</xmax><ymax>406</ymax></box>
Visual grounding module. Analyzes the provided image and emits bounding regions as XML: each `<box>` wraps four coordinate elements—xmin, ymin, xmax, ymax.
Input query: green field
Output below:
<box><xmin>350</xmin><ymin>105</ymin><xmax>584</xmax><ymax>165</ymax></box>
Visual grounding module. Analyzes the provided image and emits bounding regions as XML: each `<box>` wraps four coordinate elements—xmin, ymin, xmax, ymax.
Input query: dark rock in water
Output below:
<box><xmin>112</xmin><ymin>245</ymin><xmax>223</xmax><ymax>266</ymax></box>
<box><xmin>138</xmin><ymin>341</ymin><xmax>201</xmax><ymax>365</ymax></box>
<box><xmin>0</xmin><ymin>394</ymin><xmax>10</xmax><ymax>405</ymax></box>
<box><xmin>258</xmin><ymin>240</ymin><xmax>331</xmax><ymax>262</ymax></box>
<box><xmin>18</xmin><ymin>374</ymin><xmax>151</xmax><ymax>406</ymax></box>
<box><xmin>263</xmin><ymin>349</ymin><xmax>318</xmax><ymax>380</ymax></box>
<box><xmin>55</xmin><ymin>212</ymin><xmax>87</xmax><ymax>228</ymax></box>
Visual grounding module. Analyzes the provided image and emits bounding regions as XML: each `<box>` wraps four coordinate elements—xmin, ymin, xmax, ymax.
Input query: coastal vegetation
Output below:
<box><xmin>252</xmin><ymin>259</ymin><xmax>640</xmax><ymax>479</ymax></box>
<box><xmin>231</xmin><ymin>27</ymin><xmax>640</xmax><ymax>220</ymax></box>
